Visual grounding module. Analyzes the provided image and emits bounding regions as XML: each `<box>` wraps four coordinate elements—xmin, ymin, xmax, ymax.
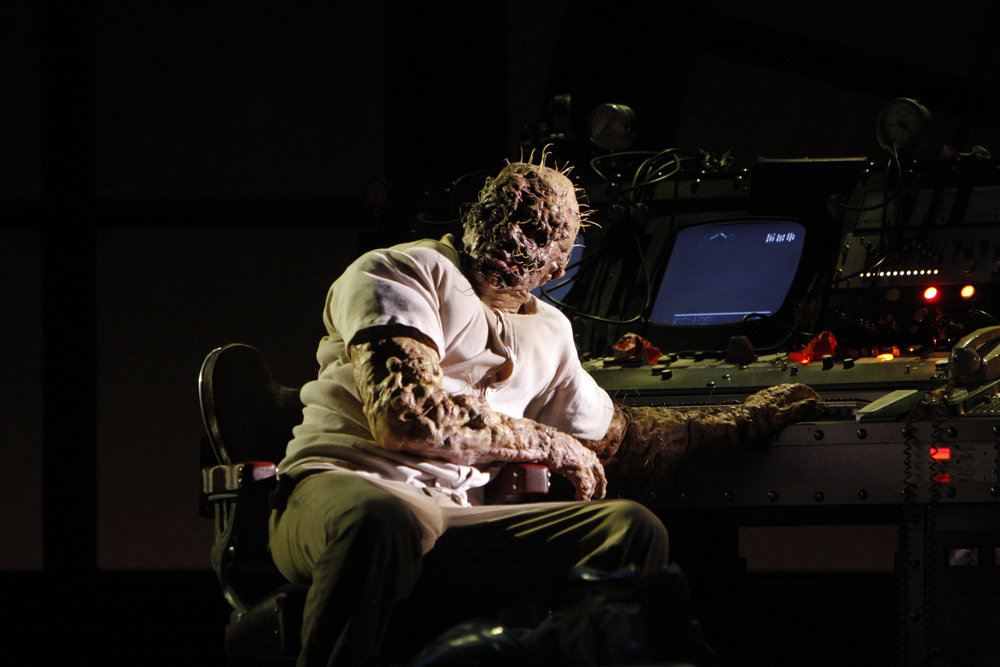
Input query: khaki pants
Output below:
<box><xmin>269</xmin><ymin>470</ymin><xmax>670</xmax><ymax>666</ymax></box>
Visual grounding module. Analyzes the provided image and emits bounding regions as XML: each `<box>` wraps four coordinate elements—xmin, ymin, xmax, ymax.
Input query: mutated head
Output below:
<box><xmin>460</xmin><ymin>156</ymin><xmax>582</xmax><ymax>312</ymax></box>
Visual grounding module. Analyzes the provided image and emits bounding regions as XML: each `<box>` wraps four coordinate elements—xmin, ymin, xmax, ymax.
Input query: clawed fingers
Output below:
<box><xmin>569</xmin><ymin>464</ymin><xmax>607</xmax><ymax>501</ymax></box>
<box><xmin>746</xmin><ymin>383</ymin><xmax>822</xmax><ymax>410</ymax></box>
<box><xmin>776</xmin><ymin>397</ymin><xmax>824</xmax><ymax>424</ymax></box>
<box><xmin>592</xmin><ymin>467</ymin><xmax>608</xmax><ymax>500</ymax></box>
<box><xmin>788</xmin><ymin>384</ymin><xmax>823</xmax><ymax>403</ymax></box>
<box><xmin>547</xmin><ymin>432</ymin><xmax>608</xmax><ymax>501</ymax></box>
<box><xmin>566</xmin><ymin>460</ymin><xmax>608</xmax><ymax>501</ymax></box>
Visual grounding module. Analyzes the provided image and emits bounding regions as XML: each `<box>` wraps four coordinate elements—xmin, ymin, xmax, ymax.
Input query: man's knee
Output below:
<box><xmin>332</xmin><ymin>490</ymin><xmax>423</xmax><ymax>549</ymax></box>
<box><xmin>592</xmin><ymin>499</ymin><xmax>670</xmax><ymax>571</ymax></box>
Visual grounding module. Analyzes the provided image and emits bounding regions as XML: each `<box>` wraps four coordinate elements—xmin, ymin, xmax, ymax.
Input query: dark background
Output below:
<box><xmin>4</xmin><ymin>1</ymin><xmax>999</xmax><ymax>663</ymax></box>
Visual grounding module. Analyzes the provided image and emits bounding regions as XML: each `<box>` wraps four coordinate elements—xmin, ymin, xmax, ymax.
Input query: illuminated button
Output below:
<box><xmin>961</xmin><ymin>285</ymin><xmax>976</xmax><ymax>299</ymax></box>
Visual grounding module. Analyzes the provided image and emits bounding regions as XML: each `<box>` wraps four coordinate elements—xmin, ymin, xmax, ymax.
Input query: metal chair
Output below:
<box><xmin>199</xmin><ymin>343</ymin><xmax>306</xmax><ymax>664</ymax></box>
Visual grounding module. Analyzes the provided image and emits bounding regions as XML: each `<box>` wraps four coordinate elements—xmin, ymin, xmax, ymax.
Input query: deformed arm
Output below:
<box><xmin>348</xmin><ymin>328</ymin><xmax>607</xmax><ymax>500</ymax></box>
<box><xmin>581</xmin><ymin>383</ymin><xmax>823</xmax><ymax>475</ymax></box>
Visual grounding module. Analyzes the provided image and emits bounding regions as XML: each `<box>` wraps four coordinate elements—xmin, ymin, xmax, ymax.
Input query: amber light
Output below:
<box><xmin>930</xmin><ymin>447</ymin><xmax>951</xmax><ymax>460</ymax></box>
<box><xmin>923</xmin><ymin>286</ymin><xmax>939</xmax><ymax>302</ymax></box>
<box><xmin>876</xmin><ymin>353</ymin><xmax>894</xmax><ymax>361</ymax></box>
<box><xmin>960</xmin><ymin>285</ymin><xmax>976</xmax><ymax>299</ymax></box>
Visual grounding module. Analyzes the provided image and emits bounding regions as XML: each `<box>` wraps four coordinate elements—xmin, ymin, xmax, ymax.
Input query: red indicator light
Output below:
<box><xmin>923</xmin><ymin>286</ymin><xmax>939</xmax><ymax>302</ymax></box>
<box><xmin>930</xmin><ymin>447</ymin><xmax>951</xmax><ymax>461</ymax></box>
<box><xmin>961</xmin><ymin>285</ymin><xmax>976</xmax><ymax>299</ymax></box>
<box><xmin>931</xmin><ymin>473</ymin><xmax>951</xmax><ymax>484</ymax></box>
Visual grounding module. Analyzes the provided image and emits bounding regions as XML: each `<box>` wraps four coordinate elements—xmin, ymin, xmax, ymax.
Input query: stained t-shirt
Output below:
<box><xmin>278</xmin><ymin>235</ymin><xmax>614</xmax><ymax>505</ymax></box>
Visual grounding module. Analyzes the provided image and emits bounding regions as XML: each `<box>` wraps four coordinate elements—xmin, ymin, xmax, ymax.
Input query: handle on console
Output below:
<box><xmin>950</xmin><ymin>325</ymin><xmax>1000</xmax><ymax>383</ymax></box>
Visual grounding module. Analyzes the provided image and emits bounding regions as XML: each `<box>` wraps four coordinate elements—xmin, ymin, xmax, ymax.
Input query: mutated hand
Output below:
<box><xmin>743</xmin><ymin>383</ymin><xmax>823</xmax><ymax>430</ymax></box>
<box><xmin>545</xmin><ymin>430</ymin><xmax>608</xmax><ymax>501</ymax></box>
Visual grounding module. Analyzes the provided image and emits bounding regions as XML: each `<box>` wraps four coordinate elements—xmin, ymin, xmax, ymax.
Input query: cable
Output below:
<box><xmin>541</xmin><ymin>234</ymin><xmax>653</xmax><ymax>325</ymax></box>
<box><xmin>828</xmin><ymin>146</ymin><xmax>904</xmax><ymax>213</ymax></box>
<box><xmin>827</xmin><ymin>254</ymin><xmax>891</xmax><ymax>286</ymax></box>
<box><xmin>967</xmin><ymin>308</ymin><xmax>998</xmax><ymax>324</ymax></box>
<box><xmin>536</xmin><ymin>244</ymin><xmax>611</xmax><ymax>297</ymax></box>
<box><xmin>589</xmin><ymin>149</ymin><xmax>695</xmax><ymax>208</ymax></box>
<box><xmin>751</xmin><ymin>322</ymin><xmax>802</xmax><ymax>356</ymax></box>
<box><xmin>922</xmin><ymin>380</ymin><xmax>953</xmax><ymax>659</ymax></box>
<box><xmin>589</xmin><ymin>151</ymin><xmax>667</xmax><ymax>184</ymax></box>
<box><xmin>825</xmin><ymin>148</ymin><xmax>911</xmax><ymax>292</ymax></box>
<box><xmin>897</xmin><ymin>401</ymin><xmax>918</xmax><ymax>666</ymax></box>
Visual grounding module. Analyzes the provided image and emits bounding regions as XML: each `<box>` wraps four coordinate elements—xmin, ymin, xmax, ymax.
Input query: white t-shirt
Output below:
<box><xmin>278</xmin><ymin>235</ymin><xmax>614</xmax><ymax>505</ymax></box>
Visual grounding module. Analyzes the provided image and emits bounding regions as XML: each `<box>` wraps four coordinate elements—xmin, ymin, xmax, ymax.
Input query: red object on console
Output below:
<box><xmin>787</xmin><ymin>331</ymin><xmax>837</xmax><ymax>363</ymax></box>
<box><xmin>612</xmin><ymin>333</ymin><xmax>662</xmax><ymax>364</ymax></box>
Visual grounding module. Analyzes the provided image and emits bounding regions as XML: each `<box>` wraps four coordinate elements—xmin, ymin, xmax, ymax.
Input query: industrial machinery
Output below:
<box><xmin>535</xmin><ymin>98</ymin><xmax>1000</xmax><ymax>666</ymax></box>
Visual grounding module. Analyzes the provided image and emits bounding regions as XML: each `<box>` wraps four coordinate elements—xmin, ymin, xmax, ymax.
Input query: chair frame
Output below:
<box><xmin>199</xmin><ymin>344</ymin><xmax>306</xmax><ymax>663</ymax></box>
<box><xmin>197</xmin><ymin>342</ymin><xmax>553</xmax><ymax>663</ymax></box>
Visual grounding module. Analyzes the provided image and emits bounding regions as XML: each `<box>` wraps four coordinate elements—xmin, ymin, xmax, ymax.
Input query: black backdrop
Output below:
<box><xmin>3</xmin><ymin>1</ymin><xmax>999</xmax><ymax>663</ymax></box>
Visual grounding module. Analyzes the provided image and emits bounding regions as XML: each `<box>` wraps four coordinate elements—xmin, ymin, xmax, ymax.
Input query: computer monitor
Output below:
<box><xmin>646</xmin><ymin>217</ymin><xmax>807</xmax><ymax>348</ymax></box>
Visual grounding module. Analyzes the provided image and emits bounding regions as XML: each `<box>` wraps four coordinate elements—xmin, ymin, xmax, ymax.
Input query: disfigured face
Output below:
<box><xmin>461</xmin><ymin>161</ymin><xmax>581</xmax><ymax>311</ymax></box>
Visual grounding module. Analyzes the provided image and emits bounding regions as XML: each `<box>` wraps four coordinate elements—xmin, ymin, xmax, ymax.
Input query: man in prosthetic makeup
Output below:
<box><xmin>269</xmin><ymin>156</ymin><xmax>822</xmax><ymax>666</ymax></box>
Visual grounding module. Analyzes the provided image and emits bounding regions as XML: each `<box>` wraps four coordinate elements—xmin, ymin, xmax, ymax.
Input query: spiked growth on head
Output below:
<box><xmin>459</xmin><ymin>150</ymin><xmax>587</xmax><ymax>312</ymax></box>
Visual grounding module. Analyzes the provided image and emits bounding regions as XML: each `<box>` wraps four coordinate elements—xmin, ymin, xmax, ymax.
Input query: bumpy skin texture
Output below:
<box><xmin>350</xmin><ymin>333</ymin><xmax>607</xmax><ymax>501</ymax></box>
<box><xmin>584</xmin><ymin>383</ymin><xmax>823</xmax><ymax>474</ymax></box>
<box><xmin>460</xmin><ymin>161</ymin><xmax>581</xmax><ymax>313</ymax></box>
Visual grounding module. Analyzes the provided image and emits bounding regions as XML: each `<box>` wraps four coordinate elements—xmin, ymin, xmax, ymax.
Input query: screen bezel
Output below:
<box><xmin>640</xmin><ymin>215</ymin><xmax>812</xmax><ymax>354</ymax></box>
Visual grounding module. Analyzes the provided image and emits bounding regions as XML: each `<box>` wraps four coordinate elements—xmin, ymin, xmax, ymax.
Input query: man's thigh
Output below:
<box><xmin>268</xmin><ymin>471</ymin><xmax>446</xmax><ymax>582</ymax></box>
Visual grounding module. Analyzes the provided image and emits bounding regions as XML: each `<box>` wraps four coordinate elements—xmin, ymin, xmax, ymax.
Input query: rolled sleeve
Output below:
<box><xmin>327</xmin><ymin>247</ymin><xmax>448</xmax><ymax>354</ymax></box>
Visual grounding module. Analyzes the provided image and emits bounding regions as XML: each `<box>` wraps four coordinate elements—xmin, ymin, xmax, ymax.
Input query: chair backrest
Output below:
<box><xmin>199</xmin><ymin>343</ymin><xmax>305</xmax><ymax>618</ymax></box>
<box><xmin>199</xmin><ymin>343</ymin><xmax>303</xmax><ymax>466</ymax></box>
